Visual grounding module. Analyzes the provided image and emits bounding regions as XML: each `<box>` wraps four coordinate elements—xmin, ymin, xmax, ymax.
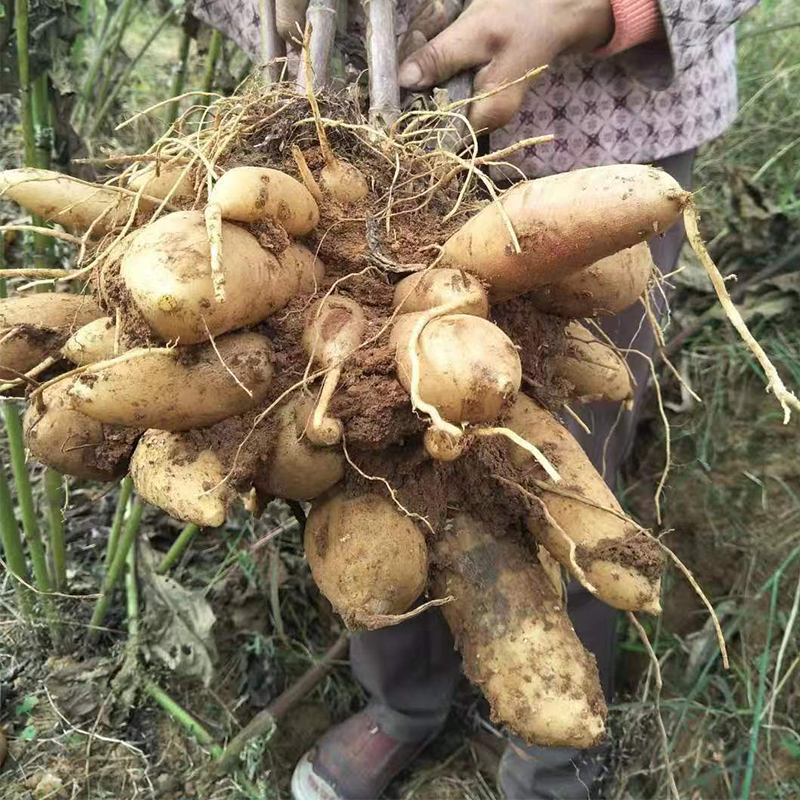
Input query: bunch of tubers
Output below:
<box><xmin>0</xmin><ymin>85</ymin><xmax>780</xmax><ymax>751</ymax></box>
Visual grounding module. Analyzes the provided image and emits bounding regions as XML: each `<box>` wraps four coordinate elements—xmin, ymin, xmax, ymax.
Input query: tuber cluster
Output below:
<box><xmin>1</xmin><ymin>85</ymin><xmax>767</xmax><ymax>751</ymax></box>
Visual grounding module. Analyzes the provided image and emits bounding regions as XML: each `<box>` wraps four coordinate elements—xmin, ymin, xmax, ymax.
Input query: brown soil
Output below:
<box><xmin>576</xmin><ymin>531</ymin><xmax>666</xmax><ymax>582</ymax></box>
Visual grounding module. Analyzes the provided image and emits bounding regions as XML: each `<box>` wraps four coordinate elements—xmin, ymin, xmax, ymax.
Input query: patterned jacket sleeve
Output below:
<box><xmin>618</xmin><ymin>0</ymin><xmax>760</xmax><ymax>90</ymax></box>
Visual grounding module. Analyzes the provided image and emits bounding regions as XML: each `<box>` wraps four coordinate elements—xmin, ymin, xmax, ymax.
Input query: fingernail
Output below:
<box><xmin>399</xmin><ymin>60</ymin><xmax>423</xmax><ymax>88</ymax></box>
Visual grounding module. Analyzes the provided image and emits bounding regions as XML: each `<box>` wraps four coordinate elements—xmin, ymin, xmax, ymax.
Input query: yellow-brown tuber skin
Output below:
<box><xmin>304</xmin><ymin>491</ymin><xmax>428</xmax><ymax>629</ymax></box>
<box><xmin>505</xmin><ymin>394</ymin><xmax>663</xmax><ymax>613</ymax></box>
<box><xmin>23</xmin><ymin>383</ymin><xmax>129</xmax><ymax>481</ymax></box>
<box><xmin>130</xmin><ymin>430</ymin><xmax>234</xmax><ymax>527</ymax></box>
<box><xmin>61</xmin><ymin>318</ymin><xmax>119</xmax><ymax>366</ymax></box>
<box><xmin>553</xmin><ymin>321</ymin><xmax>633</xmax><ymax>403</ymax></box>
<box><xmin>208</xmin><ymin>166</ymin><xmax>320</xmax><ymax>235</ymax></box>
<box><xmin>119</xmin><ymin>211</ymin><xmax>323</xmax><ymax>344</ymax></box>
<box><xmin>439</xmin><ymin>165</ymin><xmax>686</xmax><ymax>302</ymax></box>
<box><xmin>0</xmin><ymin>168</ymin><xmax>156</xmax><ymax>236</ymax></box>
<box><xmin>68</xmin><ymin>332</ymin><xmax>274</xmax><ymax>431</ymax></box>
<box><xmin>527</xmin><ymin>242</ymin><xmax>653</xmax><ymax>318</ymax></box>
<box><xmin>391</xmin><ymin>313</ymin><xmax>522</xmax><ymax>425</ymax></box>
<box><xmin>393</xmin><ymin>269</ymin><xmax>489</xmax><ymax>318</ymax></box>
<box><xmin>0</xmin><ymin>294</ymin><xmax>103</xmax><ymax>379</ymax></box>
<box><xmin>432</xmin><ymin>514</ymin><xmax>607</xmax><ymax>748</ymax></box>
<box><xmin>254</xmin><ymin>397</ymin><xmax>345</xmax><ymax>501</ymax></box>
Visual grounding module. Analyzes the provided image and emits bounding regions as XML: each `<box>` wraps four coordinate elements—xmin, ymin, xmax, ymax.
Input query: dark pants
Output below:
<box><xmin>351</xmin><ymin>151</ymin><xmax>696</xmax><ymax>798</ymax></box>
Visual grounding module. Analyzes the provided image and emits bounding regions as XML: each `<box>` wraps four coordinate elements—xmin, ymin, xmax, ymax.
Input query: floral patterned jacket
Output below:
<box><xmin>194</xmin><ymin>0</ymin><xmax>760</xmax><ymax>176</ymax></box>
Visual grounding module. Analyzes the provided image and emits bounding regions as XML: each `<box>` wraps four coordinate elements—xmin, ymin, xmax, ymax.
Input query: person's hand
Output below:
<box><xmin>399</xmin><ymin>0</ymin><xmax>615</xmax><ymax>132</ymax></box>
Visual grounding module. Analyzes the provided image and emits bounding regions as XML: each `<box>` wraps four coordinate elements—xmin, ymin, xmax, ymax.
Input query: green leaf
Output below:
<box><xmin>14</xmin><ymin>695</ymin><xmax>39</xmax><ymax>716</ymax></box>
<box><xmin>20</xmin><ymin>724</ymin><xmax>38</xmax><ymax>741</ymax></box>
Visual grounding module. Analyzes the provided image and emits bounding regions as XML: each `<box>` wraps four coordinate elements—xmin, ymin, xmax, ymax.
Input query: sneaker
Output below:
<box><xmin>290</xmin><ymin>706</ymin><xmax>437</xmax><ymax>800</ymax></box>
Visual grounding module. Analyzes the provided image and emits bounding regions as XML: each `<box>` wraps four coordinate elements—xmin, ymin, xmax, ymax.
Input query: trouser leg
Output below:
<box><xmin>499</xmin><ymin>149</ymin><xmax>695</xmax><ymax>799</ymax></box>
<box><xmin>349</xmin><ymin>605</ymin><xmax>462</xmax><ymax>742</ymax></box>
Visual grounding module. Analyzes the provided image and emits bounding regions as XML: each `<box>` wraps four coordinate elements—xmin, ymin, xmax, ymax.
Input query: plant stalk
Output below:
<box><xmin>165</xmin><ymin>28</ymin><xmax>192</xmax><ymax>127</ymax></box>
<box><xmin>43</xmin><ymin>469</ymin><xmax>66</xmax><ymax>590</ymax></box>
<box><xmin>1</xmin><ymin>401</ymin><xmax>59</xmax><ymax>636</ymax></box>
<box><xmin>14</xmin><ymin>0</ymin><xmax>35</xmax><ymax>167</ymax></box>
<box><xmin>362</xmin><ymin>0</ymin><xmax>401</xmax><ymax>128</ymax></box>
<box><xmin>216</xmin><ymin>632</ymin><xmax>349</xmax><ymax>773</ymax></box>
<box><xmin>258</xmin><ymin>0</ymin><xmax>286</xmax><ymax>83</ymax></box>
<box><xmin>88</xmin><ymin>497</ymin><xmax>144</xmax><ymax>641</ymax></box>
<box><xmin>144</xmin><ymin>681</ymin><xmax>222</xmax><ymax>755</ymax></box>
<box><xmin>87</xmin><ymin>7</ymin><xmax>177</xmax><ymax>139</ymax></box>
<box><xmin>107</xmin><ymin>476</ymin><xmax>134</xmax><ymax>568</ymax></box>
<box><xmin>299</xmin><ymin>0</ymin><xmax>337</xmax><ymax>92</ymax></box>
<box><xmin>92</xmin><ymin>0</ymin><xmax>139</xmax><ymax>120</ymax></box>
<box><xmin>125</xmin><ymin>538</ymin><xmax>139</xmax><ymax>639</ymax></box>
<box><xmin>156</xmin><ymin>523</ymin><xmax>199</xmax><ymax>574</ymax></box>
<box><xmin>1</xmin><ymin>403</ymin><xmax>51</xmax><ymax>592</ymax></box>
<box><xmin>0</xmin><ymin>458</ymin><xmax>34</xmax><ymax>618</ymax></box>
<box><xmin>31</xmin><ymin>72</ymin><xmax>55</xmax><ymax>273</ymax></box>
<box><xmin>201</xmin><ymin>29</ymin><xmax>223</xmax><ymax>95</ymax></box>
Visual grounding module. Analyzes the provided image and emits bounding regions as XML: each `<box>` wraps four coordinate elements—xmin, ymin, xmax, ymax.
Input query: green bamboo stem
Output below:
<box><xmin>92</xmin><ymin>0</ymin><xmax>139</xmax><ymax>120</ymax></box>
<box><xmin>2</xmin><ymin>403</ymin><xmax>52</xmax><ymax>596</ymax></box>
<box><xmin>76</xmin><ymin>0</ymin><xmax>133</xmax><ymax>121</ymax></box>
<box><xmin>156</xmin><ymin>523</ymin><xmax>199</xmax><ymax>574</ymax></box>
<box><xmin>87</xmin><ymin>7</ymin><xmax>177</xmax><ymax>139</ymax></box>
<box><xmin>2</xmin><ymin>401</ymin><xmax>59</xmax><ymax>637</ymax></box>
<box><xmin>14</xmin><ymin>0</ymin><xmax>35</xmax><ymax>167</ymax></box>
<box><xmin>144</xmin><ymin>681</ymin><xmax>222</xmax><ymax>756</ymax></box>
<box><xmin>165</xmin><ymin>28</ymin><xmax>193</xmax><ymax>127</ymax></box>
<box><xmin>201</xmin><ymin>29</ymin><xmax>223</xmax><ymax>96</ymax></box>
<box><xmin>43</xmin><ymin>469</ymin><xmax>66</xmax><ymax>590</ymax></box>
<box><xmin>0</xmin><ymin>459</ymin><xmax>33</xmax><ymax>618</ymax></box>
<box><xmin>88</xmin><ymin>497</ymin><xmax>143</xmax><ymax>642</ymax></box>
<box><xmin>125</xmin><ymin>539</ymin><xmax>139</xmax><ymax>639</ymax></box>
<box><xmin>1</xmin><ymin>229</ymin><xmax>7</xmax><ymax>298</ymax></box>
<box><xmin>106</xmin><ymin>476</ymin><xmax>133</xmax><ymax>569</ymax></box>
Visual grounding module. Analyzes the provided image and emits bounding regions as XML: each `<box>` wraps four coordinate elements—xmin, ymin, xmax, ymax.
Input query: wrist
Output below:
<box><xmin>557</xmin><ymin>0</ymin><xmax>615</xmax><ymax>55</ymax></box>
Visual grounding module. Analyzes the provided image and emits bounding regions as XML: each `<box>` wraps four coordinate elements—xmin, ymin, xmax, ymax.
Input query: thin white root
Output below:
<box><xmin>684</xmin><ymin>202</ymin><xmax>800</xmax><ymax>423</ymax></box>
<box><xmin>0</xmin><ymin>355</ymin><xmax>58</xmax><ymax>393</ymax></box>
<box><xmin>204</xmin><ymin>202</ymin><xmax>226</xmax><ymax>303</ymax></box>
<box><xmin>341</xmin><ymin>435</ymin><xmax>436</xmax><ymax>537</ymax></box>
<box><xmin>407</xmin><ymin>298</ymin><xmax>467</xmax><ymax>440</ymax></box>
<box><xmin>358</xmin><ymin>596</ymin><xmax>454</xmax><ymax>630</ymax></box>
<box><xmin>627</xmin><ymin>612</ymin><xmax>680</xmax><ymax>800</ymax></box>
<box><xmin>202</xmin><ymin>316</ymin><xmax>253</xmax><ymax>398</ymax></box>
<box><xmin>562</xmin><ymin>403</ymin><xmax>591</xmax><ymax>435</ymax></box>
<box><xmin>308</xmin><ymin>365</ymin><xmax>343</xmax><ymax>446</ymax></box>
<box><xmin>475</xmin><ymin>427</ymin><xmax>561</xmax><ymax>483</ymax></box>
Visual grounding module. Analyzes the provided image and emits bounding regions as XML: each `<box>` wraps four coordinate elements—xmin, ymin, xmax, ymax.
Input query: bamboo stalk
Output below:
<box><xmin>14</xmin><ymin>0</ymin><xmax>35</xmax><ymax>167</ymax></box>
<box><xmin>125</xmin><ymin>538</ymin><xmax>139</xmax><ymax>639</ymax></box>
<box><xmin>298</xmin><ymin>0</ymin><xmax>338</xmax><ymax>91</ymax></box>
<box><xmin>156</xmin><ymin>523</ymin><xmax>199</xmax><ymax>574</ymax></box>
<box><xmin>75</xmin><ymin>0</ymin><xmax>135</xmax><ymax>122</ymax></box>
<box><xmin>165</xmin><ymin>28</ymin><xmax>193</xmax><ymax>127</ymax></box>
<box><xmin>106</xmin><ymin>476</ymin><xmax>133</xmax><ymax>568</ymax></box>
<box><xmin>0</xmin><ymin>458</ymin><xmax>34</xmax><ymax>618</ymax></box>
<box><xmin>144</xmin><ymin>681</ymin><xmax>223</xmax><ymax>755</ymax></box>
<box><xmin>87</xmin><ymin>7</ymin><xmax>177</xmax><ymax>139</ymax></box>
<box><xmin>202</xmin><ymin>29</ymin><xmax>223</xmax><ymax>95</ymax></box>
<box><xmin>258</xmin><ymin>0</ymin><xmax>286</xmax><ymax>83</ymax></box>
<box><xmin>215</xmin><ymin>632</ymin><xmax>349</xmax><ymax>772</ymax></box>
<box><xmin>1</xmin><ymin>401</ymin><xmax>58</xmax><ymax>635</ymax></box>
<box><xmin>43</xmin><ymin>469</ymin><xmax>66</xmax><ymax>590</ymax></box>
<box><xmin>362</xmin><ymin>0</ymin><xmax>401</xmax><ymax>128</ymax></box>
<box><xmin>88</xmin><ymin>497</ymin><xmax>143</xmax><ymax>641</ymax></box>
<box><xmin>92</xmin><ymin>0</ymin><xmax>139</xmax><ymax>118</ymax></box>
